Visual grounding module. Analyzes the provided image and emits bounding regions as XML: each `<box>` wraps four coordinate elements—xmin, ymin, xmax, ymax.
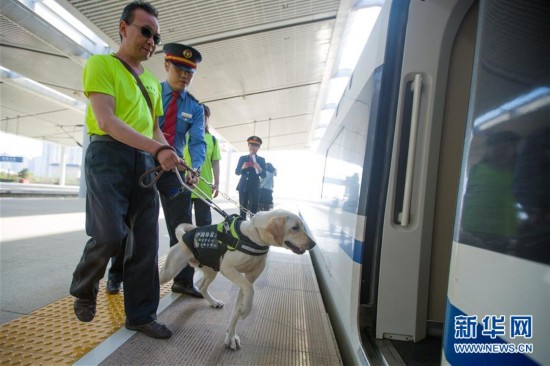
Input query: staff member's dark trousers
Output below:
<box><xmin>238</xmin><ymin>189</ymin><xmax>259</xmax><ymax>218</ymax></box>
<box><xmin>191</xmin><ymin>198</ymin><xmax>213</xmax><ymax>226</ymax></box>
<box><xmin>70</xmin><ymin>140</ymin><xmax>160</xmax><ymax>326</ymax></box>
<box><xmin>156</xmin><ymin>171</ymin><xmax>195</xmax><ymax>286</ymax></box>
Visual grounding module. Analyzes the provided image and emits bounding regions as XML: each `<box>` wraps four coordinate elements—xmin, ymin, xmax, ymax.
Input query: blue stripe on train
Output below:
<box><xmin>352</xmin><ymin>239</ymin><xmax>362</xmax><ymax>264</ymax></box>
<box><xmin>443</xmin><ymin>299</ymin><xmax>538</xmax><ymax>365</ymax></box>
<box><xmin>337</xmin><ymin>235</ymin><xmax>363</xmax><ymax>264</ymax></box>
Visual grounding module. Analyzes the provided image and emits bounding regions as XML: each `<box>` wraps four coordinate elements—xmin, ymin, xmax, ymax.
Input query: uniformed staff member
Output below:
<box><xmin>235</xmin><ymin>136</ymin><xmax>267</xmax><ymax>218</ymax></box>
<box><xmin>106</xmin><ymin>42</ymin><xmax>206</xmax><ymax>299</ymax></box>
<box><xmin>157</xmin><ymin>42</ymin><xmax>206</xmax><ymax>297</ymax></box>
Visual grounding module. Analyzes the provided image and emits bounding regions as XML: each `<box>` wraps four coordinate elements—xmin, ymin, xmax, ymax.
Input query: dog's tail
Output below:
<box><xmin>175</xmin><ymin>223</ymin><xmax>186</xmax><ymax>239</ymax></box>
<box><xmin>159</xmin><ymin>224</ymin><xmax>192</xmax><ymax>284</ymax></box>
<box><xmin>177</xmin><ymin>223</ymin><xmax>196</xmax><ymax>236</ymax></box>
<box><xmin>159</xmin><ymin>224</ymin><xmax>195</xmax><ymax>284</ymax></box>
<box><xmin>159</xmin><ymin>243</ymin><xmax>187</xmax><ymax>284</ymax></box>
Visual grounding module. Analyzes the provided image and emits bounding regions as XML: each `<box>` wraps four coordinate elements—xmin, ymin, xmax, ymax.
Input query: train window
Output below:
<box><xmin>456</xmin><ymin>0</ymin><xmax>550</xmax><ymax>265</ymax></box>
<box><xmin>321</xmin><ymin>68</ymin><xmax>382</xmax><ymax>214</ymax></box>
<box><xmin>322</xmin><ymin>128</ymin><xmax>363</xmax><ymax>213</ymax></box>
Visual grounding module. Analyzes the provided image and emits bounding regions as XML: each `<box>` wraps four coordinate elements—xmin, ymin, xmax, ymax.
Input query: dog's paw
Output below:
<box><xmin>224</xmin><ymin>333</ymin><xmax>241</xmax><ymax>350</ymax></box>
<box><xmin>209</xmin><ymin>299</ymin><xmax>224</xmax><ymax>309</ymax></box>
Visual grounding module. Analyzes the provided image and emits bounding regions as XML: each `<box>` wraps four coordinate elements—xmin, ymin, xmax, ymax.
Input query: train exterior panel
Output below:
<box><xmin>300</xmin><ymin>1</ymin><xmax>397</xmax><ymax>363</ymax></box>
<box><xmin>443</xmin><ymin>0</ymin><xmax>550</xmax><ymax>363</ymax></box>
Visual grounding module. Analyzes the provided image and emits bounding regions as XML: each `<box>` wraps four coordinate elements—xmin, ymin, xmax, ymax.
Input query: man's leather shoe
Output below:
<box><xmin>106</xmin><ymin>280</ymin><xmax>121</xmax><ymax>294</ymax></box>
<box><xmin>74</xmin><ymin>298</ymin><xmax>96</xmax><ymax>322</ymax></box>
<box><xmin>125</xmin><ymin>320</ymin><xmax>172</xmax><ymax>339</ymax></box>
<box><xmin>171</xmin><ymin>282</ymin><xmax>204</xmax><ymax>298</ymax></box>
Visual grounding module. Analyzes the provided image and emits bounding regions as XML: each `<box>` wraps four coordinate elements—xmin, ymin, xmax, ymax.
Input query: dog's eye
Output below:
<box><xmin>291</xmin><ymin>224</ymin><xmax>300</xmax><ymax>231</ymax></box>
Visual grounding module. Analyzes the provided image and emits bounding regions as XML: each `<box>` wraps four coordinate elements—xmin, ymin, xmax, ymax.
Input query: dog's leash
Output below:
<box><xmin>138</xmin><ymin>165</ymin><xmax>170</xmax><ymax>189</ymax></box>
<box><xmin>191</xmin><ymin>175</ymin><xmax>255</xmax><ymax>219</ymax></box>
<box><xmin>139</xmin><ymin>164</ymin><xmax>255</xmax><ymax>219</ymax></box>
<box><xmin>172</xmin><ymin>169</ymin><xmax>231</xmax><ymax>218</ymax></box>
<box><xmin>139</xmin><ymin>165</ymin><xmax>237</xmax><ymax>218</ymax></box>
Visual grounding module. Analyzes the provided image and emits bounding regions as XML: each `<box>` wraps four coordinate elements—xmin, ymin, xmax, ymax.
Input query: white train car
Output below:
<box><xmin>300</xmin><ymin>0</ymin><xmax>549</xmax><ymax>364</ymax></box>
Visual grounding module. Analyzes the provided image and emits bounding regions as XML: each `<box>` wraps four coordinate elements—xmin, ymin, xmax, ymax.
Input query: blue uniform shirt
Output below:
<box><xmin>159</xmin><ymin>81</ymin><xmax>206</xmax><ymax>170</ymax></box>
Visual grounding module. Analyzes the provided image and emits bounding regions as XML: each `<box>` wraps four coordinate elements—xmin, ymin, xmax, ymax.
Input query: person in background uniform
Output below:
<box><xmin>185</xmin><ymin>104</ymin><xmax>222</xmax><ymax>226</ymax></box>
<box><xmin>259</xmin><ymin>162</ymin><xmax>277</xmax><ymax>211</ymax></box>
<box><xmin>235</xmin><ymin>136</ymin><xmax>266</xmax><ymax>218</ymax></box>
<box><xmin>70</xmin><ymin>1</ymin><xmax>183</xmax><ymax>339</ymax></box>
<box><xmin>106</xmin><ymin>42</ymin><xmax>206</xmax><ymax>299</ymax></box>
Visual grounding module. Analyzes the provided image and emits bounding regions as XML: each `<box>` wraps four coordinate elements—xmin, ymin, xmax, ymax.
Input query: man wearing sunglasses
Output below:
<box><xmin>106</xmin><ymin>43</ymin><xmax>207</xmax><ymax>300</ymax></box>
<box><xmin>70</xmin><ymin>1</ymin><xmax>181</xmax><ymax>340</ymax></box>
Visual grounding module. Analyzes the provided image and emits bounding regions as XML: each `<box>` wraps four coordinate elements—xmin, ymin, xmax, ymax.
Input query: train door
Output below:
<box><xmin>304</xmin><ymin>0</ymin><xmax>480</xmax><ymax>364</ymax></box>
<box><xmin>373</xmin><ymin>0</ymin><xmax>476</xmax><ymax>344</ymax></box>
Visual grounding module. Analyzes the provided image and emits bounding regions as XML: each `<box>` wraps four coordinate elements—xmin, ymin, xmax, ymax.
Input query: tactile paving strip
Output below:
<box><xmin>0</xmin><ymin>268</ymin><xmax>173</xmax><ymax>366</ymax></box>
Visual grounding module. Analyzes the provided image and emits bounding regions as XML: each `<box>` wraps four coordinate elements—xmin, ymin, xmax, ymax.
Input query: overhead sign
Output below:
<box><xmin>0</xmin><ymin>156</ymin><xmax>24</xmax><ymax>163</ymax></box>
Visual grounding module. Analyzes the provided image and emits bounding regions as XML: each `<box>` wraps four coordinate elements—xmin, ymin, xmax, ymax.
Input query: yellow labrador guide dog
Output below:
<box><xmin>159</xmin><ymin>209</ymin><xmax>316</xmax><ymax>350</ymax></box>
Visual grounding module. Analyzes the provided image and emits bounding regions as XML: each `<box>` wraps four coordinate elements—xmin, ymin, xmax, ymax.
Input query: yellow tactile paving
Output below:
<box><xmin>0</xmin><ymin>278</ymin><xmax>173</xmax><ymax>366</ymax></box>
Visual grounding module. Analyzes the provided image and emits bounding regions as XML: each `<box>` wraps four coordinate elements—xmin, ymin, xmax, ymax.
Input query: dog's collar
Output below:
<box><xmin>217</xmin><ymin>215</ymin><xmax>269</xmax><ymax>256</ymax></box>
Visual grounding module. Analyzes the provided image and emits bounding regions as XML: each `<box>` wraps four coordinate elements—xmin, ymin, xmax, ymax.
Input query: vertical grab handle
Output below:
<box><xmin>400</xmin><ymin>73</ymin><xmax>422</xmax><ymax>226</ymax></box>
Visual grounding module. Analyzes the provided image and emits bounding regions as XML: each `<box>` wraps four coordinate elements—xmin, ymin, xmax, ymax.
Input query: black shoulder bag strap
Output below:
<box><xmin>113</xmin><ymin>55</ymin><xmax>154</xmax><ymax>117</ymax></box>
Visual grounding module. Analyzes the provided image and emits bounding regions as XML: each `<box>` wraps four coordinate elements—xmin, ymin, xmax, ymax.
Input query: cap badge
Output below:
<box><xmin>183</xmin><ymin>49</ymin><xmax>193</xmax><ymax>59</ymax></box>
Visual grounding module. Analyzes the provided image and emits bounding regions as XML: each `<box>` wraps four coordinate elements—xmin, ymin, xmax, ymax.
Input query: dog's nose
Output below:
<box><xmin>308</xmin><ymin>239</ymin><xmax>316</xmax><ymax>249</ymax></box>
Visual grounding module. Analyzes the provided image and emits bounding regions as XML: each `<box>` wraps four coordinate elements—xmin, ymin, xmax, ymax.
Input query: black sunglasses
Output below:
<box><xmin>130</xmin><ymin>24</ymin><xmax>161</xmax><ymax>45</ymax></box>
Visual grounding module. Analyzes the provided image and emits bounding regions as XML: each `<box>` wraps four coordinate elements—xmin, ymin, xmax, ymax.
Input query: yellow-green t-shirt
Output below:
<box><xmin>184</xmin><ymin>133</ymin><xmax>221</xmax><ymax>199</ymax></box>
<box><xmin>83</xmin><ymin>54</ymin><xmax>163</xmax><ymax>138</ymax></box>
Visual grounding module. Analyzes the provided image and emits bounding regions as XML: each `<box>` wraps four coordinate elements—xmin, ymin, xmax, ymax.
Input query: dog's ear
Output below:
<box><xmin>262</xmin><ymin>216</ymin><xmax>286</xmax><ymax>245</ymax></box>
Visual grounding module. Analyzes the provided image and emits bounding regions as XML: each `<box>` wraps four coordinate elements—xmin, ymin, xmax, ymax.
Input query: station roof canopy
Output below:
<box><xmin>1</xmin><ymin>0</ymin><xmax>372</xmax><ymax>152</ymax></box>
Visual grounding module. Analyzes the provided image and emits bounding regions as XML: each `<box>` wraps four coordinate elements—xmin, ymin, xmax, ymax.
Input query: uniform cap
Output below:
<box><xmin>247</xmin><ymin>136</ymin><xmax>262</xmax><ymax>145</ymax></box>
<box><xmin>163</xmin><ymin>43</ymin><xmax>202</xmax><ymax>73</ymax></box>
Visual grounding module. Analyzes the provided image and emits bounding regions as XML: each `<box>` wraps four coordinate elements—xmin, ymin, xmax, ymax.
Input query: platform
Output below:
<box><xmin>0</xmin><ymin>182</ymin><xmax>79</xmax><ymax>197</ymax></box>
<box><xmin>0</xmin><ymin>197</ymin><xmax>341</xmax><ymax>365</ymax></box>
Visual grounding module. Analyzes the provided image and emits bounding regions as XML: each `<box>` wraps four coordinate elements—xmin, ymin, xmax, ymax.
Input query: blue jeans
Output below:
<box><xmin>156</xmin><ymin>171</ymin><xmax>195</xmax><ymax>285</ymax></box>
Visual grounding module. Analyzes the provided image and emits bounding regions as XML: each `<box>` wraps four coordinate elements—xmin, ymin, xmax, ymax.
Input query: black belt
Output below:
<box><xmin>90</xmin><ymin>134</ymin><xmax>116</xmax><ymax>142</ymax></box>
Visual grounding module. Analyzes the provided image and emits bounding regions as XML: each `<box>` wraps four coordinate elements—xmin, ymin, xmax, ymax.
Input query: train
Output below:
<box><xmin>299</xmin><ymin>0</ymin><xmax>549</xmax><ymax>364</ymax></box>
